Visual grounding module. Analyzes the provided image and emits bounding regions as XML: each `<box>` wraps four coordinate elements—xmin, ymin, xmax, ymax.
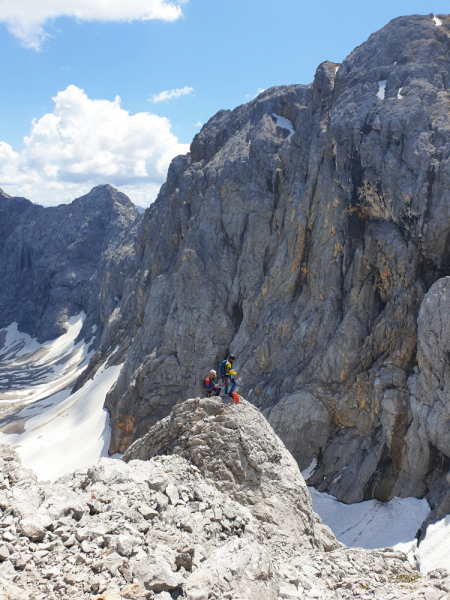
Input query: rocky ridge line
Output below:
<box><xmin>0</xmin><ymin>398</ymin><xmax>448</xmax><ymax>600</ymax></box>
<box><xmin>0</xmin><ymin>184</ymin><xmax>141</xmax><ymax>344</ymax></box>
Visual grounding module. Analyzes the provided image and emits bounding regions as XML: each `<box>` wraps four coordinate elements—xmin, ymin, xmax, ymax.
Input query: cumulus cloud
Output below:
<box><xmin>245</xmin><ymin>87</ymin><xmax>265</xmax><ymax>99</ymax></box>
<box><xmin>0</xmin><ymin>85</ymin><xmax>190</xmax><ymax>207</ymax></box>
<box><xmin>0</xmin><ymin>0</ymin><xmax>184</xmax><ymax>50</ymax></box>
<box><xmin>150</xmin><ymin>86</ymin><xmax>194</xmax><ymax>103</ymax></box>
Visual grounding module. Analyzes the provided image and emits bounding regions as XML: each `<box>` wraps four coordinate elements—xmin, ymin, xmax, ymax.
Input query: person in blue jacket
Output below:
<box><xmin>219</xmin><ymin>355</ymin><xmax>237</xmax><ymax>397</ymax></box>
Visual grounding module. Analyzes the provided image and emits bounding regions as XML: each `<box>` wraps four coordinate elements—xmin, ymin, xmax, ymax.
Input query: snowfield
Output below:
<box><xmin>309</xmin><ymin>487</ymin><xmax>429</xmax><ymax>554</ymax></box>
<box><xmin>0</xmin><ymin>364</ymin><xmax>122</xmax><ymax>481</ymax></box>
<box><xmin>0</xmin><ymin>313</ymin><xmax>94</xmax><ymax>405</ymax></box>
<box><xmin>0</xmin><ymin>315</ymin><xmax>122</xmax><ymax>480</ymax></box>
<box><xmin>302</xmin><ymin>462</ymin><xmax>449</xmax><ymax>574</ymax></box>
<box><xmin>419</xmin><ymin>515</ymin><xmax>450</xmax><ymax>573</ymax></box>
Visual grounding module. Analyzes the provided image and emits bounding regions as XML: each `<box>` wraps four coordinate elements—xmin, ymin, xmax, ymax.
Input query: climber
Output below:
<box><xmin>204</xmin><ymin>369</ymin><xmax>220</xmax><ymax>398</ymax></box>
<box><xmin>219</xmin><ymin>354</ymin><xmax>238</xmax><ymax>397</ymax></box>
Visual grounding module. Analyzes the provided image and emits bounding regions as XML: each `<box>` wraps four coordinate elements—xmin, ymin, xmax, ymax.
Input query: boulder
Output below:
<box><xmin>19</xmin><ymin>517</ymin><xmax>46</xmax><ymax>541</ymax></box>
<box><xmin>132</xmin><ymin>555</ymin><xmax>185</xmax><ymax>592</ymax></box>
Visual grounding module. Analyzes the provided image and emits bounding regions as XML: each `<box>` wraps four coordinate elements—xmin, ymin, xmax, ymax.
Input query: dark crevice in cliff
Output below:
<box><xmin>350</xmin><ymin>148</ymin><xmax>365</xmax><ymax>207</ymax></box>
<box><xmin>424</xmin><ymin>444</ymin><xmax>450</xmax><ymax>493</ymax></box>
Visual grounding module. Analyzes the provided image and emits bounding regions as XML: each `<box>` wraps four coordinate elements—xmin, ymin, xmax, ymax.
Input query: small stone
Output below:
<box><xmin>117</xmin><ymin>535</ymin><xmax>138</xmax><ymax>557</ymax></box>
<box><xmin>76</xmin><ymin>527</ymin><xmax>89</xmax><ymax>542</ymax></box>
<box><xmin>43</xmin><ymin>566</ymin><xmax>61</xmax><ymax>579</ymax></box>
<box><xmin>19</xmin><ymin>518</ymin><xmax>46</xmax><ymax>542</ymax></box>
<box><xmin>137</xmin><ymin>505</ymin><xmax>159</xmax><ymax>520</ymax></box>
<box><xmin>155</xmin><ymin>492</ymin><xmax>169</xmax><ymax>512</ymax></box>
<box><xmin>3</xmin><ymin>531</ymin><xmax>15</xmax><ymax>542</ymax></box>
<box><xmin>121</xmin><ymin>583</ymin><xmax>146</xmax><ymax>599</ymax></box>
<box><xmin>165</xmin><ymin>483</ymin><xmax>179</xmax><ymax>506</ymax></box>
<box><xmin>423</xmin><ymin>588</ymin><xmax>445</xmax><ymax>600</ymax></box>
<box><xmin>0</xmin><ymin>545</ymin><xmax>10</xmax><ymax>561</ymax></box>
<box><xmin>63</xmin><ymin>534</ymin><xmax>77</xmax><ymax>547</ymax></box>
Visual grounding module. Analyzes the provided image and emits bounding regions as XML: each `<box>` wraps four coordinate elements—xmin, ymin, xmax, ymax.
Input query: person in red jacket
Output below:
<box><xmin>205</xmin><ymin>370</ymin><xmax>220</xmax><ymax>397</ymax></box>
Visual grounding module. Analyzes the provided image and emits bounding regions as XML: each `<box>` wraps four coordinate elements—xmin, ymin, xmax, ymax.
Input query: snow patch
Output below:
<box><xmin>434</xmin><ymin>16</ymin><xmax>443</xmax><ymax>27</ymax></box>
<box><xmin>397</xmin><ymin>87</ymin><xmax>404</xmax><ymax>99</ymax></box>
<box><xmin>419</xmin><ymin>515</ymin><xmax>450</xmax><ymax>573</ymax></box>
<box><xmin>272</xmin><ymin>113</ymin><xmax>295</xmax><ymax>139</ymax></box>
<box><xmin>0</xmin><ymin>314</ymin><xmax>95</xmax><ymax>406</ymax></box>
<box><xmin>301</xmin><ymin>458</ymin><xmax>317</xmax><ymax>480</ymax></box>
<box><xmin>0</xmin><ymin>313</ymin><xmax>121</xmax><ymax>481</ymax></box>
<box><xmin>0</xmin><ymin>364</ymin><xmax>123</xmax><ymax>481</ymax></box>
<box><xmin>310</xmin><ymin>487</ymin><xmax>430</xmax><ymax>562</ymax></box>
<box><xmin>377</xmin><ymin>80</ymin><xmax>387</xmax><ymax>100</ymax></box>
<box><xmin>0</xmin><ymin>324</ymin><xmax>42</xmax><ymax>365</ymax></box>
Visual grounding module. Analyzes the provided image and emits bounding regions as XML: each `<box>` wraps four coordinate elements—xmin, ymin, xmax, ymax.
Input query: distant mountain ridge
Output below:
<box><xmin>0</xmin><ymin>184</ymin><xmax>141</xmax><ymax>343</ymax></box>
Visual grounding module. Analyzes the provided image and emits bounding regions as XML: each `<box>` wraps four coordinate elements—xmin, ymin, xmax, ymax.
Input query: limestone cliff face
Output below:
<box><xmin>87</xmin><ymin>14</ymin><xmax>450</xmax><ymax>504</ymax></box>
<box><xmin>0</xmin><ymin>185</ymin><xmax>140</xmax><ymax>344</ymax></box>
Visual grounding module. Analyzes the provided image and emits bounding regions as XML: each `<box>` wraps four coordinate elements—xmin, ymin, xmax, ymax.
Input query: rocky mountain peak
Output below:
<box><xmin>123</xmin><ymin>397</ymin><xmax>337</xmax><ymax>552</ymax></box>
<box><xmin>0</xmin><ymin>185</ymin><xmax>141</xmax><ymax>342</ymax></box>
<box><xmin>74</xmin><ymin>184</ymin><xmax>138</xmax><ymax>213</ymax></box>
<box><xmin>0</xmin><ymin>398</ymin><xmax>448</xmax><ymax>599</ymax></box>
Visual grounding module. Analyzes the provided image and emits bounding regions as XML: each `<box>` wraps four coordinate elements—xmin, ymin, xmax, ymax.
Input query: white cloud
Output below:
<box><xmin>150</xmin><ymin>86</ymin><xmax>194</xmax><ymax>103</ymax></box>
<box><xmin>194</xmin><ymin>122</ymin><xmax>203</xmax><ymax>127</ymax></box>
<box><xmin>245</xmin><ymin>87</ymin><xmax>265</xmax><ymax>99</ymax></box>
<box><xmin>0</xmin><ymin>0</ymin><xmax>184</xmax><ymax>50</ymax></box>
<box><xmin>0</xmin><ymin>85</ymin><xmax>190</xmax><ymax>207</ymax></box>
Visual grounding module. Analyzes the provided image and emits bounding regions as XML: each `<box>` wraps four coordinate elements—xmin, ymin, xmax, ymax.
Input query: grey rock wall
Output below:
<box><xmin>0</xmin><ymin>185</ymin><xmax>140</xmax><ymax>344</ymax></box>
<box><xmin>94</xmin><ymin>13</ymin><xmax>450</xmax><ymax>505</ymax></box>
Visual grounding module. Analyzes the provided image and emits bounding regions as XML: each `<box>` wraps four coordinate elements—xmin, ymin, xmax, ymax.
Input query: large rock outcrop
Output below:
<box><xmin>89</xmin><ymin>14</ymin><xmax>450</xmax><ymax>505</ymax></box>
<box><xmin>0</xmin><ymin>185</ymin><xmax>140</xmax><ymax>344</ymax></box>
<box><xmin>123</xmin><ymin>397</ymin><xmax>337</xmax><ymax>553</ymax></box>
<box><xmin>0</xmin><ymin>404</ymin><xmax>447</xmax><ymax>600</ymax></box>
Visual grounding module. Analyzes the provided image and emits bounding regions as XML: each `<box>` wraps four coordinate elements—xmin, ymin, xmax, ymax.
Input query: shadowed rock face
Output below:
<box><xmin>0</xmin><ymin>185</ymin><xmax>141</xmax><ymax>343</ymax></box>
<box><xmin>93</xmin><ymin>13</ymin><xmax>450</xmax><ymax>505</ymax></box>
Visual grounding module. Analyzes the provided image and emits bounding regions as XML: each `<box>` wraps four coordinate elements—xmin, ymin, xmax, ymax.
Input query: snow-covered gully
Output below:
<box><xmin>0</xmin><ymin>315</ymin><xmax>122</xmax><ymax>480</ymax></box>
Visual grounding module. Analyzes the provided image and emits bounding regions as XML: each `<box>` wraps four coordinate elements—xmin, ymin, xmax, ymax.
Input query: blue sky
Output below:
<box><xmin>0</xmin><ymin>0</ymin><xmax>448</xmax><ymax>206</ymax></box>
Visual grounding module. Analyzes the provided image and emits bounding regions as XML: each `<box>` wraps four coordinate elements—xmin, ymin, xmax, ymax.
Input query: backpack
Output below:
<box><xmin>202</xmin><ymin>379</ymin><xmax>207</xmax><ymax>390</ymax></box>
<box><xmin>219</xmin><ymin>359</ymin><xmax>227</xmax><ymax>377</ymax></box>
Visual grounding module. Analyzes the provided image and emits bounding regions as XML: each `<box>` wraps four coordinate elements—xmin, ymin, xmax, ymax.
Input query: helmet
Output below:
<box><xmin>210</xmin><ymin>370</ymin><xmax>216</xmax><ymax>377</ymax></box>
<box><xmin>228</xmin><ymin>354</ymin><xmax>236</xmax><ymax>362</ymax></box>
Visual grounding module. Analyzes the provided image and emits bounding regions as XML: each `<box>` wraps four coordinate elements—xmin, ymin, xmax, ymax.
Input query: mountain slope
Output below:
<box><xmin>85</xmin><ymin>14</ymin><xmax>450</xmax><ymax>509</ymax></box>
<box><xmin>1</xmin><ymin>399</ymin><xmax>447</xmax><ymax>600</ymax></box>
<box><xmin>0</xmin><ymin>184</ymin><xmax>140</xmax><ymax>344</ymax></box>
